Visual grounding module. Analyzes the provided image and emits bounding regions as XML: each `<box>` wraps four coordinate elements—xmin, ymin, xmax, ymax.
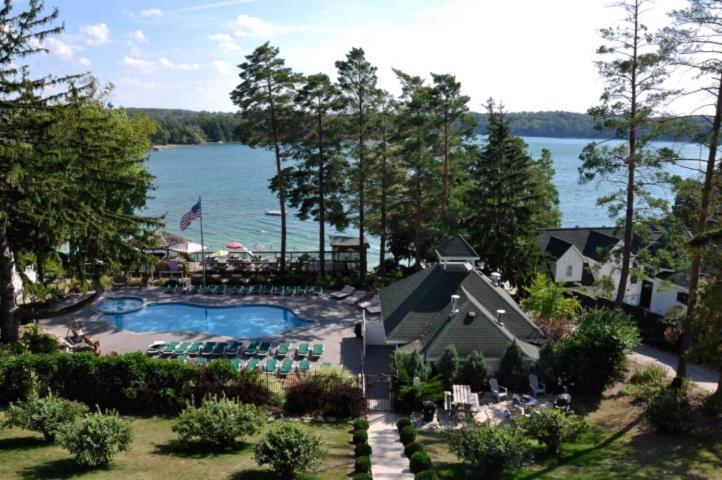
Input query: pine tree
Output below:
<box><xmin>231</xmin><ymin>42</ymin><xmax>301</xmax><ymax>274</ymax></box>
<box><xmin>335</xmin><ymin>48</ymin><xmax>378</xmax><ymax>281</ymax></box>
<box><xmin>285</xmin><ymin>73</ymin><xmax>348</xmax><ymax>275</ymax></box>
<box><xmin>530</xmin><ymin>149</ymin><xmax>562</xmax><ymax>229</ymax></box>
<box><xmin>436</xmin><ymin>344</ymin><xmax>460</xmax><ymax>388</ymax></box>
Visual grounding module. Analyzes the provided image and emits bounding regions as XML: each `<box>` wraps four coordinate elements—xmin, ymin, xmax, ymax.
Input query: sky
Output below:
<box><xmin>19</xmin><ymin>0</ymin><xmax>697</xmax><ymax>113</ymax></box>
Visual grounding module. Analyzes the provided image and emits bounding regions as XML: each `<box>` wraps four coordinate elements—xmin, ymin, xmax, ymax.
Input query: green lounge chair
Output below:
<box><xmin>190</xmin><ymin>285</ymin><xmax>201</xmax><ymax>294</ymax></box>
<box><xmin>265</xmin><ymin>358</ymin><xmax>278</xmax><ymax>373</ymax></box>
<box><xmin>313</xmin><ymin>285</ymin><xmax>323</xmax><ymax>295</ymax></box>
<box><xmin>240</xmin><ymin>284</ymin><xmax>251</xmax><ymax>295</ymax></box>
<box><xmin>252</xmin><ymin>284</ymin><xmax>262</xmax><ymax>294</ymax></box>
<box><xmin>215</xmin><ymin>284</ymin><xmax>227</xmax><ymax>295</ymax></box>
<box><xmin>296</xmin><ymin>285</ymin><xmax>308</xmax><ymax>296</ymax></box>
<box><xmin>146</xmin><ymin>342</ymin><xmax>165</xmax><ymax>355</ymax></box>
<box><xmin>296</xmin><ymin>343</ymin><xmax>309</xmax><ymax>358</ymax></box>
<box><xmin>194</xmin><ymin>357</ymin><xmax>208</xmax><ymax>366</ymax></box>
<box><xmin>272</xmin><ymin>285</ymin><xmax>283</xmax><ymax>295</ymax></box>
<box><xmin>161</xmin><ymin>342</ymin><xmax>179</xmax><ymax>355</ymax></box>
<box><xmin>285</xmin><ymin>286</ymin><xmax>297</xmax><ymax>296</ymax></box>
<box><xmin>257</xmin><ymin>342</ymin><xmax>271</xmax><ymax>357</ymax></box>
<box><xmin>176</xmin><ymin>354</ymin><xmax>189</xmax><ymax>363</ymax></box>
<box><xmin>245</xmin><ymin>358</ymin><xmax>260</xmax><ymax>370</ymax></box>
<box><xmin>226</xmin><ymin>341</ymin><xmax>242</xmax><ymax>356</ymax></box>
<box><xmin>230</xmin><ymin>358</ymin><xmax>242</xmax><ymax>371</ymax></box>
<box><xmin>204</xmin><ymin>285</ymin><xmax>217</xmax><ymax>295</ymax></box>
<box><xmin>244</xmin><ymin>341</ymin><xmax>259</xmax><ymax>356</ymax></box>
<box><xmin>231</xmin><ymin>284</ymin><xmax>242</xmax><ymax>295</ymax></box>
<box><xmin>174</xmin><ymin>342</ymin><xmax>190</xmax><ymax>355</ymax></box>
<box><xmin>201</xmin><ymin>342</ymin><xmax>216</xmax><ymax>356</ymax></box>
<box><xmin>187</xmin><ymin>342</ymin><xmax>202</xmax><ymax>355</ymax></box>
<box><xmin>310</xmin><ymin>344</ymin><xmax>324</xmax><ymax>360</ymax></box>
<box><xmin>298</xmin><ymin>359</ymin><xmax>310</xmax><ymax>373</ymax></box>
<box><xmin>275</xmin><ymin>342</ymin><xmax>289</xmax><ymax>358</ymax></box>
<box><xmin>262</xmin><ymin>284</ymin><xmax>273</xmax><ymax>294</ymax></box>
<box><xmin>278</xmin><ymin>358</ymin><xmax>294</xmax><ymax>377</ymax></box>
<box><xmin>213</xmin><ymin>342</ymin><xmax>228</xmax><ymax>356</ymax></box>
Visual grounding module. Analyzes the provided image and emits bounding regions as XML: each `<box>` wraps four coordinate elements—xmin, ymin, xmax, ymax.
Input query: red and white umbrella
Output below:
<box><xmin>227</xmin><ymin>242</ymin><xmax>242</xmax><ymax>249</ymax></box>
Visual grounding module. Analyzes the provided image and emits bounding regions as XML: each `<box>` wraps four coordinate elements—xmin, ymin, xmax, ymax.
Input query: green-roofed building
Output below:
<box><xmin>365</xmin><ymin>234</ymin><xmax>546</xmax><ymax>371</ymax></box>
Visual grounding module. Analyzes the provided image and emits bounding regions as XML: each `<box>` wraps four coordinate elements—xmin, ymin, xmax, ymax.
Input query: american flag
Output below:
<box><xmin>180</xmin><ymin>200</ymin><xmax>201</xmax><ymax>230</ymax></box>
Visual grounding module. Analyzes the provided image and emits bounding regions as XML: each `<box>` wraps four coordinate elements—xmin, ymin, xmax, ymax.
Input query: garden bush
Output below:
<box><xmin>284</xmin><ymin>369</ymin><xmax>365</xmax><ymax>419</ymax></box>
<box><xmin>645</xmin><ymin>387</ymin><xmax>691</xmax><ymax>433</ymax></box>
<box><xmin>436</xmin><ymin>345</ymin><xmax>460</xmax><ymax>387</ymax></box>
<box><xmin>354</xmin><ymin>455</ymin><xmax>371</xmax><ymax>474</ymax></box>
<box><xmin>396</xmin><ymin>417</ymin><xmax>412</xmax><ymax>430</ymax></box>
<box><xmin>458</xmin><ymin>351</ymin><xmax>488</xmax><ymax>392</ymax></box>
<box><xmin>409</xmin><ymin>450</ymin><xmax>432</xmax><ymax>473</ymax></box>
<box><xmin>4</xmin><ymin>390</ymin><xmax>88</xmax><ymax>441</ymax></box>
<box><xmin>517</xmin><ymin>408</ymin><xmax>587</xmax><ymax>454</ymax></box>
<box><xmin>352</xmin><ymin>429</ymin><xmax>368</xmax><ymax>444</ymax></box>
<box><xmin>400</xmin><ymin>425</ymin><xmax>417</xmax><ymax>444</ymax></box>
<box><xmin>355</xmin><ymin>442</ymin><xmax>372</xmax><ymax>457</ymax></box>
<box><xmin>396</xmin><ymin>378</ymin><xmax>444</xmax><ymax>414</ymax></box>
<box><xmin>353</xmin><ymin>418</ymin><xmax>369</xmax><ymax>430</ymax></box>
<box><xmin>253</xmin><ymin>421</ymin><xmax>324</xmax><ymax>478</ymax></box>
<box><xmin>447</xmin><ymin>423</ymin><xmax>529</xmax><ymax>480</ymax></box>
<box><xmin>352</xmin><ymin>474</ymin><xmax>372</xmax><ymax>480</ymax></box>
<box><xmin>172</xmin><ymin>396</ymin><xmax>265</xmax><ymax>448</ymax></box>
<box><xmin>404</xmin><ymin>441</ymin><xmax>423</xmax><ymax>457</ymax></box>
<box><xmin>58</xmin><ymin>409</ymin><xmax>132</xmax><ymax>467</ymax></box>
<box><xmin>23</xmin><ymin>323</ymin><xmax>58</xmax><ymax>354</ymax></box>
<box><xmin>497</xmin><ymin>341</ymin><xmax>531</xmax><ymax>392</ymax></box>
<box><xmin>415</xmin><ymin>470</ymin><xmax>439</xmax><ymax>480</ymax></box>
<box><xmin>701</xmin><ymin>390</ymin><xmax>722</xmax><ymax>418</ymax></box>
<box><xmin>620</xmin><ymin>364</ymin><xmax>669</xmax><ymax>402</ymax></box>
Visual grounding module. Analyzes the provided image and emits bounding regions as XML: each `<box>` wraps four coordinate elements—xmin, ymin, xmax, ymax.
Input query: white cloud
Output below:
<box><xmin>45</xmin><ymin>38</ymin><xmax>75</xmax><ymax>60</ymax></box>
<box><xmin>140</xmin><ymin>8</ymin><xmax>163</xmax><ymax>17</ymax></box>
<box><xmin>158</xmin><ymin>57</ymin><xmax>201</xmax><ymax>70</ymax></box>
<box><xmin>122</xmin><ymin>56</ymin><xmax>156</xmax><ymax>72</ymax></box>
<box><xmin>233</xmin><ymin>15</ymin><xmax>273</xmax><ymax>38</ymax></box>
<box><xmin>209</xmin><ymin>33</ymin><xmax>244</xmax><ymax>53</ymax></box>
<box><xmin>124</xmin><ymin>30</ymin><xmax>148</xmax><ymax>44</ymax></box>
<box><xmin>80</xmin><ymin>23</ymin><xmax>109</xmax><ymax>45</ymax></box>
<box><xmin>78</xmin><ymin>57</ymin><xmax>91</xmax><ymax>66</ymax></box>
<box><xmin>123</xmin><ymin>56</ymin><xmax>200</xmax><ymax>72</ymax></box>
<box><xmin>209</xmin><ymin>33</ymin><xmax>234</xmax><ymax>42</ymax></box>
<box><xmin>213</xmin><ymin>60</ymin><xmax>234</xmax><ymax>76</ymax></box>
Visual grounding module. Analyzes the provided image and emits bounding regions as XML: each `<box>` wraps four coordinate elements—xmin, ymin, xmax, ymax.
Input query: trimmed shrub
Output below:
<box><xmin>404</xmin><ymin>441</ymin><xmax>423</xmax><ymax>457</ymax></box>
<box><xmin>396</xmin><ymin>417</ymin><xmax>412</xmax><ymax>430</ymax></box>
<box><xmin>436</xmin><ymin>345</ymin><xmax>460</xmax><ymax>387</ymax></box>
<box><xmin>400</xmin><ymin>425</ymin><xmax>417</xmax><ymax>445</ymax></box>
<box><xmin>352</xmin><ymin>429</ymin><xmax>368</xmax><ymax>444</ymax></box>
<box><xmin>172</xmin><ymin>396</ymin><xmax>265</xmax><ymax>448</ymax></box>
<box><xmin>353</xmin><ymin>418</ymin><xmax>369</xmax><ymax>431</ymax></box>
<box><xmin>354</xmin><ymin>455</ymin><xmax>371</xmax><ymax>474</ymax></box>
<box><xmin>353</xmin><ymin>474</ymin><xmax>372</xmax><ymax>480</ymax></box>
<box><xmin>284</xmin><ymin>370</ymin><xmax>365</xmax><ymax>419</ymax></box>
<box><xmin>415</xmin><ymin>470</ymin><xmax>439</xmax><ymax>480</ymax></box>
<box><xmin>701</xmin><ymin>391</ymin><xmax>722</xmax><ymax>418</ymax></box>
<box><xmin>58</xmin><ymin>409</ymin><xmax>132</xmax><ymax>467</ymax></box>
<box><xmin>645</xmin><ymin>387</ymin><xmax>691</xmax><ymax>433</ymax></box>
<box><xmin>409</xmin><ymin>450</ymin><xmax>432</xmax><ymax>473</ymax></box>
<box><xmin>458</xmin><ymin>351</ymin><xmax>488</xmax><ymax>392</ymax></box>
<box><xmin>396</xmin><ymin>378</ymin><xmax>444</xmax><ymax>414</ymax></box>
<box><xmin>497</xmin><ymin>341</ymin><xmax>530</xmax><ymax>392</ymax></box>
<box><xmin>447</xmin><ymin>423</ymin><xmax>529</xmax><ymax>480</ymax></box>
<box><xmin>355</xmin><ymin>442</ymin><xmax>372</xmax><ymax>457</ymax></box>
<box><xmin>517</xmin><ymin>408</ymin><xmax>587</xmax><ymax>454</ymax></box>
<box><xmin>24</xmin><ymin>324</ymin><xmax>58</xmax><ymax>354</ymax></box>
<box><xmin>253</xmin><ymin>421</ymin><xmax>324</xmax><ymax>478</ymax></box>
<box><xmin>4</xmin><ymin>391</ymin><xmax>88</xmax><ymax>442</ymax></box>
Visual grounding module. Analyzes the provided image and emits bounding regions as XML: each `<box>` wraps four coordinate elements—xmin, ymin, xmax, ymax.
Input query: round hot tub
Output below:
<box><xmin>96</xmin><ymin>297</ymin><xmax>145</xmax><ymax>315</ymax></box>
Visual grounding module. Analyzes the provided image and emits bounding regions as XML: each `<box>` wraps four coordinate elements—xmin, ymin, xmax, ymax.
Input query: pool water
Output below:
<box><xmin>103</xmin><ymin>303</ymin><xmax>309</xmax><ymax>338</ymax></box>
<box><xmin>97</xmin><ymin>297</ymin><xmax>144</xmax><ymax>314</ymax></box>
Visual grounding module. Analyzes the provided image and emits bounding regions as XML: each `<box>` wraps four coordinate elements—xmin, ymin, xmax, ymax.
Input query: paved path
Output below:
<box><xmin>367</xmin><ymin>413</ymin><xmax>414</xmax><ymax>480</ymax></box>
<box><xmin>629</xmin><ymin>345</ymin><xmax>719</xmax><ymax>394</ymax></box>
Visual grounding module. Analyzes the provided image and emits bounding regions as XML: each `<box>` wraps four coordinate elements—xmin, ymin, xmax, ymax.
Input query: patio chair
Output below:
<box><xmin>174</xmin><ymin>342</ymin><xmax>190</xmax><ymax>355</ymax></box>
<box><xmin>256</xmin><ymin>342</ymin><xmax>271</xmax><ymax>357</ymax></box>
<box><xmin>230</xmin><ymin>358</ymin><xmax>242</xmax><ymax>371</ymax></box>
<box><xmin>226</xmin><ymin>341</ymin><xmax>242</xmax><ymax>356</ymax></box>
<box><xmin>310</xmin><ymin>344</ymin><xmax>324</xmax><ymax>360</ymax></box>
<box><xmin>244</xmin><ymin>341</ymin><xmax>259</xmax><ymax>356</ymax></box>
<box><xmin>275</xmin><ymin>342</ymin><xmax>289</xmax><ymax>358</ymax></box>
<box><xmin>342</xmin><ymin>290</ymin><xmax>367</xmax><ymax>305</ymax></box>
<box><xmin>187</xmin><ymin>342</ymin><xmax>203</xmax><ymax>355</ymax></box>
<box><xmin>146</xmin><ymin>341</ymin><xmax>166</xmax><ymax>355</ymax></box>
<box><xmin>312</xmin><ymin>285</ymin><xmax>323</xmax><ymax>296</ymax></box>
<box><xmin>366</xmin><ymin>303</ymin><xmax>382</xmax><ymax>315</ymax></box>
<box><xmin>215</xmin><ymin>284</ymin><xmax>227</xmax><ymax>295</ymax></box>
<box><xmin>278</xmin><ymin>358</ymin><xmax>294</xmax><ymax>377</ymax></box>
<box><xmin>296</xmin><ymin>285</ymin><xmax>308</xmax><ymax>296</ymax></box>
<box><xmin>296</xmin><ymin>343</ymin><xmax>309</xmax><ymax>358</ymax></box>
<box><xmin>161</xmin><ymin>342</ymin><xmax>179</xmax><ymax>356</ymax></box>
<box><xmin>358</xmin><ymin>294</ymin><xmax>379</xmax><ymax>310</ymax></box>
<box><xmin>298</xmin><ymin>359</ymin><xmax>310</xmax><ymax>373</ymax></box>
<box><xmin>201</xmin><ymin>342</ymin><xmax>216</xmax><ymax>356</ymax></box>
<box><xmin>240</xmin><ymin>284</ymin><xmax>252</xmax><ymax>295</ymax></box>
<box><xmin>231</xmin><ymin>284</ymin><xmax>242</xmax><ymax>295</ymax></box>
<box><xmin>529</xmin><ymin>374</ymin><xmax>546</xmax><ymax>396</ymax></box>
<box><xmin>285</xmin><ymin>286</ymin><xmax>297</xmax><ymax>296</ymax></box>
<box><xmin>330</xmin><ymin>285</ymin><xmax>355</xmax><ymax>300</ymax></box>
<box><xmin>272</xmin><ymin>285</ymin><xmax>283</xmax><ymax>295</ymax></box>
<box><xmin>245</xmin><ymin>358</ymin><xmax>260</xmax><ymax>370</ymax></box>
<box><xmin>204</xmin><ymin>284</ymin><xmax>217</xmax><ymax>295</ymax></box>
<box><xmin>213</xmin><ymin>342</ymin><xmax>228</xmax><ymax>356</ymax></box>
<box><xmin>265</xmin><ymin>358</ymin><xmax>278</xmax><ymax>373</ymax></box>
<box><xmin>262</xmin><ymin>284</ymin><xmax>273</xmax><ymax>294</ymax></box>
<box><xmin>489</xmin><ymin>377</ymin><xmax>508</xmax><ymax>402</ymax></box>
<box><xmin>190</xmin><ymin>285</ymin><xmax>201</xmax><ymax>294</ymax></box>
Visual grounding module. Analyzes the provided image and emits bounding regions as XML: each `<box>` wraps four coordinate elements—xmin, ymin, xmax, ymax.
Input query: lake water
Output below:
<box><xmin>144</xmin><ymin>138</ymin><xmax>706</xmax><ymax>255</ymax></box>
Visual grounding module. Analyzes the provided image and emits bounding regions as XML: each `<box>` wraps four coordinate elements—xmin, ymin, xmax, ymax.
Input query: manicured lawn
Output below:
<box><xmin>417</xmin><ymin>395</ymin><xmax>722</xmax><ymax>479</ymax></box>
<box><xmin>0</xmin><ymin>415</ymin><xmax>352</xmax><ymax>480</ymax></box>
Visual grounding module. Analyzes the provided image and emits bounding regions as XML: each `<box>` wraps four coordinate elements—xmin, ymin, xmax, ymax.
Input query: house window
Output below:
<box><xmin>566</xmin><ymin>265</ymin><xmax>573</xmax><ymax>277</ymax></box>
<box><xmin>676</xmin><ymin>292</ymin><xmax>689</xmax><ymax>305</ymax></box>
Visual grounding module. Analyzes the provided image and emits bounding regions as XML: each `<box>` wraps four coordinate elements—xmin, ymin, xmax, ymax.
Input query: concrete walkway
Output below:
<box><xmin>630</xmin><ymin>344</ymin><xmax>719</xmax><ymax>394</ymax></box>
<box><xmin>367</xmin><ymin>413</ymin><xmax>414</xmax><ymax>480</ymax></box>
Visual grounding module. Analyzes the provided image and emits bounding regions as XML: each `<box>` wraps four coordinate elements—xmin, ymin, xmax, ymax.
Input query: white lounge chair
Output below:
<box><xmin>357</xmin><ymin>294</ymin><xmax>379</xmax><ymax>310</ymax></box>
<box><xmin>529</xmin><ymin>374</ymin><xmax>546</xmax><ymax>396</ymax></box>
<box><xmin>330</xmin><ymin>285</ymin><xmax>355</xmax><ymax>300</ymax></box>
<box><xmin>366</xmin><ymin>304</ymin><xmax>381</xmax><ymax>315</ymax></box>
<box><xmin>342</xmin><ymin>290</ymin><xmax>367</xmax><ymax>305</ymax></box>
<box><xmin>489</xmin><ymin>377</ymin><xmax>508</xmax><ymax>402</ymax></box>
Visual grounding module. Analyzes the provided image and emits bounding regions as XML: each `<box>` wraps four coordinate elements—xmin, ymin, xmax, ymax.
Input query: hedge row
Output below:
<box><xmin>396</xmin><ymin>417</ymin><xmax>437</xmax><ymax>479</ymax></box>
<box><xmin>352</xmin><ymin>417</ymin><xmax>372</xmax><ymax>480</ymax></box>
<box><xmin>0</xmin><ymin>352</ymin><xmax>277</xmax><ymax>414</ymax></box>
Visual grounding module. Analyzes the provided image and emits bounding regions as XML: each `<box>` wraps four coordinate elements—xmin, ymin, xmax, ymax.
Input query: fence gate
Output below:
<box><xmin>364</xmin><ymin>373</ymin><xmax>393</xmax><ymax>412</ymax></box>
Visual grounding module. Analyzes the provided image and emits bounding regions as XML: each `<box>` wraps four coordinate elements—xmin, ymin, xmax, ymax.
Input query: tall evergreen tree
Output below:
<box><xmin>530</xmin><ymin>149</ymin><xmax>562</xmax><ymax>229</ymax></box>
<box><xmin>579</xmin><ymin>0</ymin><xmax>674</xmax><ymax>306</ymax></box>
<box><xmin>335</xmin><ymin>48</ymin><xmax>378</xmax><ymax>280</ymax></box>
<box><xmin>284</xmin><ymin>73</ymin><xmax>348</xmax><ymax>275</ymax></box>
<box><xmin>231</xmin><ymin>42</ymin><xmax>301</xmax><ymax>274</ymax></box>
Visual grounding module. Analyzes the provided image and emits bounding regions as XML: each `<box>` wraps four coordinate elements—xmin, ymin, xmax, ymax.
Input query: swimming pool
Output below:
<box><xmin>101</xmin><ymin>303</ymin><xmax>310</xmax><ymax>338</ymax></box>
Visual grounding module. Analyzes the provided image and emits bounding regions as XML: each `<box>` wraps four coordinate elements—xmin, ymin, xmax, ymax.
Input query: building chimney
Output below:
<box><xmin>496</xmin><ymin>309</ymin><xmax>506</xmax><ymax>326</ymax></box>
<box><xmin>450</xmin><ymin>294</ymin><xmax>460</xmax><ymax>315</ymax></box>
<box><xmin>491</xmin><ymin>272</ymin><xmax>501</xmax><ymax>286</ymax></box>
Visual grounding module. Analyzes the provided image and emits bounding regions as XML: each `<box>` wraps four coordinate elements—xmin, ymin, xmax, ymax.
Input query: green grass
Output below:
<box><xmin>0</xmin><ymin>415</ymin><xmax>352</xmax><ymax>480</ymax></box>
<box><xmin>417</xmin><ymin>395</ymin><xmax>722</xmax><ymax>480</ymax></box>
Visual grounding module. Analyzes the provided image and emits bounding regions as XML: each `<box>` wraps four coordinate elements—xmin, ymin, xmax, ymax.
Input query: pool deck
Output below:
<box><xmin>38</xmin><ymin>287</ymin><xmax>365</xmax><ymax>373</ymax></box>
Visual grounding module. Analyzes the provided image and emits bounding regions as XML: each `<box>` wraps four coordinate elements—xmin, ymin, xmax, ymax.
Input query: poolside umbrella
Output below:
<box><xmin>210</xmin><ymin>249</ymin><xmax>229</xmax><ymax>258</ymax></box>
<box><xmin>227</xmin><ymin>242</ymin><xmax>242</xmax><ymax>249</ymax></box>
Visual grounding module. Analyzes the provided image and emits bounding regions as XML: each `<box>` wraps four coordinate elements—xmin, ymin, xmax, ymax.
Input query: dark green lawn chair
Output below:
<box><xmin>262</xmin><ymin>284</ymin><xmax>272</xmax><ymax>294</ymax></box>
<box><xmin>244</xmin><ymin>341</ymin><xmax>259</xmax><ymax>356</ymax></box>
<box><xmin>313</xmin><ymin>285</ymin><xmax>323</xmax><ymax>295</ymax></box>
<box><xmin>310</xmin><ymin>344</ymin><xmax>324</xmax><ymax>360</ymax></box>
<box><xmin>146</xmin><ymin>342</ymin><xmax>165</xmax><ymax>355</ymax></box>
<box><xmin>174</xmin><ymin>342</ymin><xmax>190</xmax><ymax>355</ymax></box>
<box><xmin>201</xmin><ymin>342</ymin><xmax>216</xmax><ymax>356</ymax></box>
<box><xmin>187</xmin><ymin>342</ymin><xmax>202</xmax><ymax>355</ymax></box>
<box><xmin>194</xmin><ymin>357</ymin><xmax>208</xmax><ymax>366</ymax></box>
<box><xmin>257</xmin><ymin>342</ymin><xmax>271</xmax><ymax>357</ymax></box>
<box><xmin>272</xmin><ymin>285</ymin><xmax>283</xmax><ymax>295</ymax></box>
<box><xmin>251</xmin><ymin>284</ymin><xmax>261</xmax><ymax>294</ymax></box>
<box><xmin>298</xmin><ymin>359</ymin><xmax>310</xmax><ymax>373</ymax></box>
<box><xmin>240</xmin><ymin>284</ymin><xmax>251</xmax><ymax>295</ymax></box>
<box><xmin>275</xmin><ymin>342</ymin><xmax>289</xmax><ymax>358</ymax></box>
<box><xmin>265</xmin><ymin>358</ymin><xmax>278</xmax><ymax>373</ymax></box>
<box><xmin>204</xmin><ymin>284</ymin><xmax>217</xmax><ymax>295</ymax></box>
<box><xmin>215</xmin><ymin>284</ymin><xmax>227</xmax><ymax>295</ymax></box>
<box><xmin>278</xmin><ymin>358</ymin><xmax>294</xmax><ymax>377</ymax></box>
<box><xmin>226</xmin><ymin>341</ymin><xmax>242</xmax><ymax>356</ymax></box>
<box><xmin>231</xmin><ymin>284</ymin><xmax>242</xmax><ymax>295</ymax></box>
<box><xmin>190</xmin><ymin>285</ymin><xmax>201</xmax><ymax>294</ymax></box>
<box><xmin>212</xmin><ymin>342</ymin><xmax>228</xmax><ymax>356</ymax></box>
<box><xmin>245</xmin><ymin>358</ymin><xmax>260</xmax><ymax>370</ymax></box>
<box><xmin>296</xmin><ymin>343</ymin><xmax>309</xmax><ymax>358</ymax></box>
<box><xmin>296</xmin><ymin>285</ymin><xmax>308</xmax><ymax>296</ymax></box>
<box><xmin>284</xmin><ymin>286</ymin><xmax>296</xmax><ymax>296</ymax></box>
<box><xmin>230</xmin><ymin>358</ymin><xmax>242</xmax><ymax>371</ymax></box>
<box><xmin>161</xmin><ymin>342</ymin><xmax>179</xmax><ymax>355</ymax></box>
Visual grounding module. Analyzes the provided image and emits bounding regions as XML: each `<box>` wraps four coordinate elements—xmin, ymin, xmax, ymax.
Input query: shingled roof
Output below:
<box><xmin>435</xmin><ymin>234</ymin><xmax>479</xmax><ymax>259</ymax></box>
<box><xmin>538</xmin><ymin>227</ymin><xmax>620</xmax><ymax>262</ymax></box>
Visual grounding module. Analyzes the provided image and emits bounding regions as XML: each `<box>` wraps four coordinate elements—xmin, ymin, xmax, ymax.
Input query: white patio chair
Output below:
<box><xmin>342</xmin><ymin>290</ymin><xmax>367</xmax><ymax>305</ymax></box>
<box><xmin>330</xmin><ymin>285</ymin><xmax>355</xmax><ymax>300</ymax></box>
<box><xmin>358</xmin><ymin>294</ymin><xmax>379</xmax><ymax>310</ymax></box>
<box><xmin>529</xmin><ymin>374</ymin><xmax>546</xmax><ymax>396</ymax></box>
<box><xmin>489</xmin><ymin>377</ymin><xmax>508</xmax><ymax>402</ymax></box>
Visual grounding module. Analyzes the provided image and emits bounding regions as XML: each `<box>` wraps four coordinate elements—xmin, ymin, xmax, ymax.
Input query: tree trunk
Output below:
<box><xmin>267</xmin><ymin>76</ymin><xmax>287</xmax><ymax>274</ymax></box>
<box><xmin>0</xmin><ymin>226</ymin><xmax>19</xmax><ymax>343</ymax></box>
<box><xmin>358</xmin><ymin>98</ymin><xmax>367</xmax><ymax>282</ymax></box>
<box><xmin>677</xmin><ymin>74</ymin><xmax>722</xmax><ymax>379</ymax></box>
<box><xmin>318</xmin><ymin>110</ymin><xmax>326</xmax><ymax>276</ymax></box>
<box><xmin>414</xmin><ymin>176</ymin><xmax>422</xmax><ymax>270</ymax></box>
<box><xmin>379</xmin><ymin>123</ymin><xmax>388</xmax><ymax>276</ymax></box>
<box><xmin>442</xmin><ymin>107</ymin><xmax>449</xmax><ymax>218</ymax></box>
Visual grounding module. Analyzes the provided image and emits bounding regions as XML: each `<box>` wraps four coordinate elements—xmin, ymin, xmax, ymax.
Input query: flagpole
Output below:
<box><xmin>199</xmin><ymin>196</ymin><xmax>207</xmax><ymax>289</ymax></box>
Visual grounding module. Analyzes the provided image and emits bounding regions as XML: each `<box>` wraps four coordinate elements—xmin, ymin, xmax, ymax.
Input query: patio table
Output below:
<box><xmin>452</xmin><ymin>384</ymin><xmax>474</xmax><ymax>410</ymax></box>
